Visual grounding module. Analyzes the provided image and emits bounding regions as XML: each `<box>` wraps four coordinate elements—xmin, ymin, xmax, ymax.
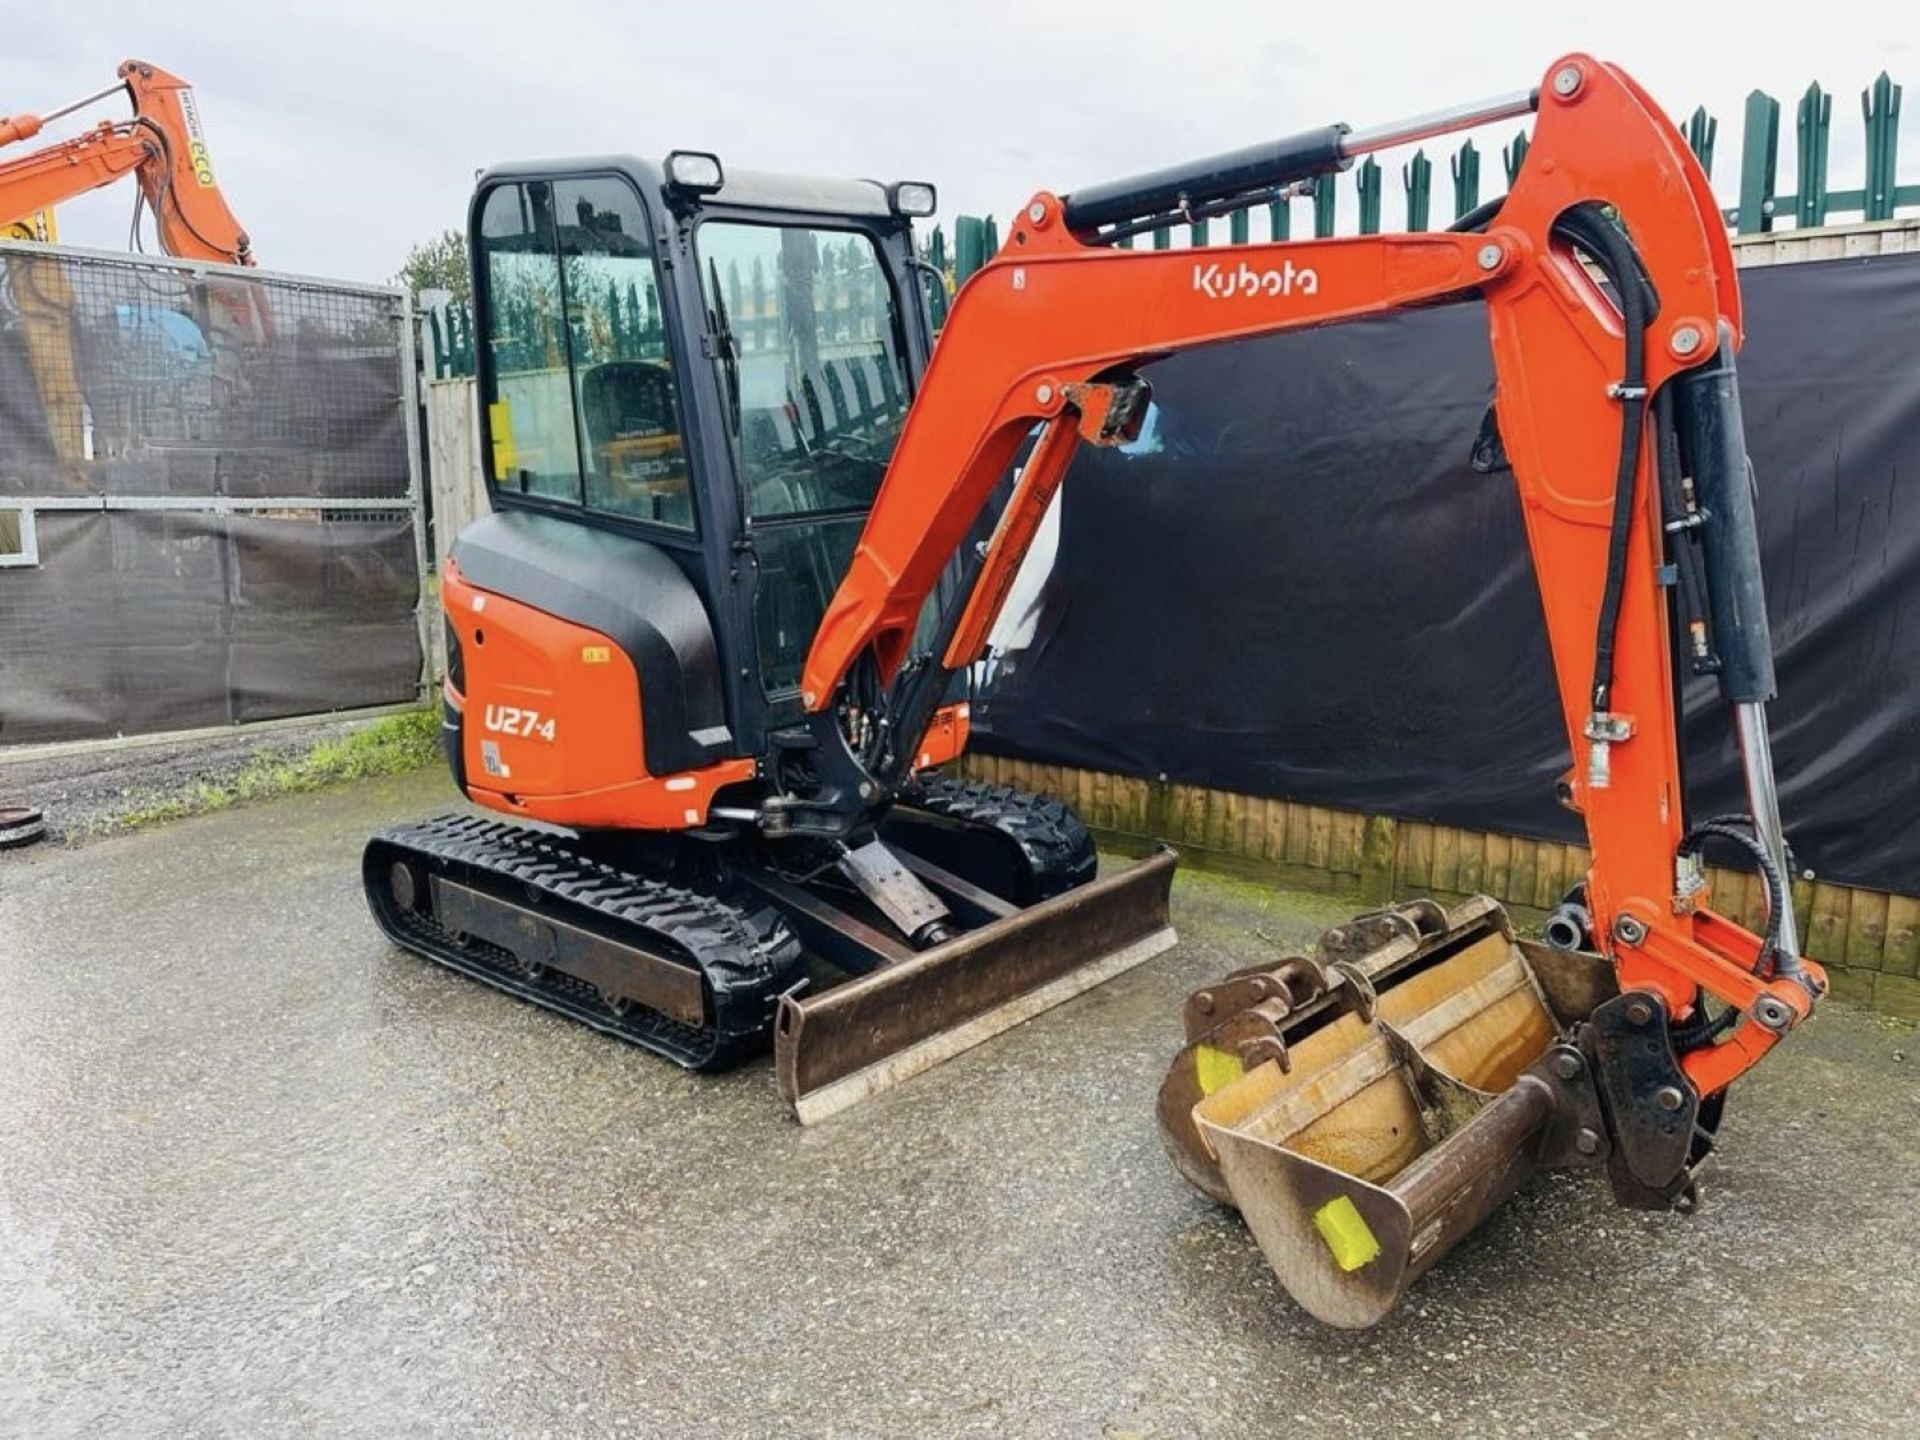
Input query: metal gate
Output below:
<box><xmin>0</xmin><ymin>240</ymin><xmax>427</xmax><ymax>745</ymax></box>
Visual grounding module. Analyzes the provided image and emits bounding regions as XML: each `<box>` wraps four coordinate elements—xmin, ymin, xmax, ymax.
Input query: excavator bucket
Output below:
<box><xmin>1157</xmin><ymin>897</ymin><xmax>1617</xmax><ymax>1328</ymax></box>
<box><xmin>775</xmin><ymin>846</ymin><xmax>1178</xmax><ymax>1124</ymax></box>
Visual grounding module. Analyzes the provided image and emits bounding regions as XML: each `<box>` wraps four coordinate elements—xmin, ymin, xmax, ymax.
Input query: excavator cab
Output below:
<box><xmin>458</xmin><ymin>156</ymin><xmax>938</xmax><ymax>775</ymax></box>
<box><xmin>367</xmin><ymin>151</ymin><xmax>1177</xmax><ymax>1115</ymax></box>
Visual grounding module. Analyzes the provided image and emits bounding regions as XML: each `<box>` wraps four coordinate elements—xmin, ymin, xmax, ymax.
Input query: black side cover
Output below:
<box><xmin>452</xmin><ymin>511</ymin><xmax>732</xmax><ymax>776</ymax></box>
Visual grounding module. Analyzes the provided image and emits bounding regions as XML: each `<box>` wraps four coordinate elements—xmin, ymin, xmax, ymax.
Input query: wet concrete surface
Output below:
<box><xmin>1</xmin><ymin>768</ymin><xmax>1915</xmax><ymax>1438</ymax></box>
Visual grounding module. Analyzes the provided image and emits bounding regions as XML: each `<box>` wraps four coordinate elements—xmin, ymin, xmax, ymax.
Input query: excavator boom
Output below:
<box><xmin>0</xmin><ymin>60</ymin><xmax>253</xmax><ymax>266</ymax></box>
<box><xmin>789</xmin><ymin>55</ymin><xmax>1823</xmax><ymax>1322</ymax></box>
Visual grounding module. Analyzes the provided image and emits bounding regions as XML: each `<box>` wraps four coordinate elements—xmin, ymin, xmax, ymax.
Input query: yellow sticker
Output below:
<box><xmin>1194</xmin><ymin>1043</ymin><xmax>1245</xmax><ymax>1097</ymax></box>
<box><xmin>581</xmin><ymin>645</ymin><xmax>612</xmax><ymax>665</ymax></box>
<box><xmin>488</xmin><ymin>402</ymin><xmax>517</xmax><ymax>480</ymax></box>
<box><xmin>178</xmin><ymin>89</ymin><xmax>217</xmax><ymax>187</ymax></box>
<box><xmin>1313</xmin><ymin>1195</ymin><xmax>1383</xmax><ymax>1272</ymax></box>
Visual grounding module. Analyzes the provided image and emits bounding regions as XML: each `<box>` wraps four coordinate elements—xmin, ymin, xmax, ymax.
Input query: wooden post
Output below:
<box><xmin>1358</xmin><ymin>815</ymin><xmax>1397</xmax><ymax>904</ymax></box>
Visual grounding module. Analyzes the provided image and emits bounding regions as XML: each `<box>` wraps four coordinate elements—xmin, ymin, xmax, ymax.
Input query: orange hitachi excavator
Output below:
<box><xmin>365</xmin><ymin>54</ymin><xmax>1823</xmax><ymax>1324</ymax></box>
<box><xmin>0</xmin><ymin>60</ymin><xmax>262</xmax><ymax>474</ymax></box>
<box><xmin>0</xmin><ymin>59</ymin><xmax>254</xmax><ymax>266</ymax></box>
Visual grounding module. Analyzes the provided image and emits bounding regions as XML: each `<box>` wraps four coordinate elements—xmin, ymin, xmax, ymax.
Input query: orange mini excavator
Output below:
<box><xmin>367</xmin><ymin>55</ymin><xmax>1822</xmax><ymax>1322</ymax></box>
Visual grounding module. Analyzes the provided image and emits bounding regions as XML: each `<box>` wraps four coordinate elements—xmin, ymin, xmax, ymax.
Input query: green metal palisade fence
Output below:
<box><xmin>924</xmin><ymin>71</ymin><xmax>1912</xmax><ymax>293</ymax></box>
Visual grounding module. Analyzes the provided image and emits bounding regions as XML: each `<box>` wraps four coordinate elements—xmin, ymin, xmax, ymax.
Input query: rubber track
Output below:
<box><xmin>364</xmin><ymin>813</ymin><xmax>802</xmax><ymax>1071</ymax></box>
<box><xmin>902</xmin><ymin>777</ymin><xmax>1098</xmax><ymax>901</ymax></box>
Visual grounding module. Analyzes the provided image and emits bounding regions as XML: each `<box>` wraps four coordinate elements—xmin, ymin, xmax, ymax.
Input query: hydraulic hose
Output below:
<box><xmin>1679</xmin><ymin>813</ymin><xmax>1787</xmax><ymax>970</ymax></box>
<box><xmin>1447</xmin><ymin>197</ymin><xmax>1505</xmax><ymax>234</ymax></box>
<box><xmin>1552</xmin><ymin>203</ymin><xmax>1653</xmax><ymax>715</ymax></box>
<box><xmin>1652</xmin><ymin>385</ymin><xmax>1717</xmax><ymax>676</ymax></box>
<box><xmin>1672</xmin><ymin>812</ymin><xmax>1789</xmax><ymax>1047</ymax></box>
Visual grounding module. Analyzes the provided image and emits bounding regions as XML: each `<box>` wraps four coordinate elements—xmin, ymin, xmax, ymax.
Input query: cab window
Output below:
<box><xmin>477</xmin><ymin>177</ymin><xmax>692</xmax><ymax>528</ymax></box>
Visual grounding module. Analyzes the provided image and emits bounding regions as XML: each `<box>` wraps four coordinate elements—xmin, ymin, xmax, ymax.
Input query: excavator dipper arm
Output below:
<box><xmin>800</xmin><ymin>53</ymin><xmax>1823</xmax><ymax>1112</ymax></box>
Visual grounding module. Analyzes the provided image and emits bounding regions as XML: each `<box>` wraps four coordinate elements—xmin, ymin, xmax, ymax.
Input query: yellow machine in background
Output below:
<box><xmin>2</xmin><ymin>206</ymin><xmax>57</xmax><ymax>242</ymax></box>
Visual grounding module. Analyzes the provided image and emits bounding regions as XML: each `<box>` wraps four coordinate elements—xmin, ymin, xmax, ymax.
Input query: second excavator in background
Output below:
<box><xmin>0</xmin><ymin>59</ymin><xmax>263</xmax><ymax>478</ymax></box>
<box><xmin>0</xmin><ymin>58</ymin><xmax>255</xmax><ymax>267</ymax></box>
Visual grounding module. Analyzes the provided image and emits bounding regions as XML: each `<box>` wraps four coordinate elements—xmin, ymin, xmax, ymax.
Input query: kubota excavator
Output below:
<box><xmin>366</xmin><ymin>54</ymin><xmax>1824</xmax><ymax>1324</ymax></box>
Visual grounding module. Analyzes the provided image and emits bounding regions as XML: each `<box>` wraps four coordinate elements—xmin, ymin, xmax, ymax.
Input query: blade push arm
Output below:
<box><xmin>0</xmin><ymin>60</ymin><xmax>254</xmax><ymax>266</ymax></box>
<box><xmin>801</xmin><ymin>55</ymin><xmax>1822</xmax><ymax>1095</ymax></box>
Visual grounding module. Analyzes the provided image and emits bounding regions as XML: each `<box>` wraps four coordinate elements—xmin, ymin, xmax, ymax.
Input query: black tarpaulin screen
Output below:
<box><xmin>972</xmin><ymin>251</ymin><xmax>1920</xmax><ymax>897</ymax></box>
<box><xmin>0</xmin><ymin>245</ymin><xmax>421</xmax><ymax>744</ymax></box>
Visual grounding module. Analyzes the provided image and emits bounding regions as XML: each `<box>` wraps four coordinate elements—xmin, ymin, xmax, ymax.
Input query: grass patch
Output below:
<box><xmin>114</xmin><ymin>709</ymin><xmax>441</xmax><ymax>832</ymax></box>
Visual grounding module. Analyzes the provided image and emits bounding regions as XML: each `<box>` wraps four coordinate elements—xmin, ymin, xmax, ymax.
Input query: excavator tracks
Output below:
<box><xmin>364</xmin><ymin>814</ymin><xmax>803</xmax><ymax>1070</ymax></box>
<box><xmin>365</xmin><ymin>782</ymin><xmax>1120</xmax><ymax>1091</ymax></box>
<box><xmin>893</xmin><ymin>776</ymin><xmax>1098</xmax><ymax>902</ymax></box>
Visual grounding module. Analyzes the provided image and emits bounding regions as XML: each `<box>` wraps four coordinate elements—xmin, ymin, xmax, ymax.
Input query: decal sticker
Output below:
<box><xmin>483</xmin><ymin>705</ymin><xmax>556</xmax><ymax>742</ymax></box>
<box><xmin>1192</xmin><ymin>259</ymin><xmax>1318</xmax><ymax>300</ymax></box>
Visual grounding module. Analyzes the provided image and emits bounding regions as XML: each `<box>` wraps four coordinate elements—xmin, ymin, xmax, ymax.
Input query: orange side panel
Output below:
<box><xmin>915</xmin><ymin>702</ymin><xmax>972</xmax><ymax>771</ymax></box>
<box><xmin>443</xmin><ymin>558</ymin><xmax>752</xmax><ymax>830</ymax></box>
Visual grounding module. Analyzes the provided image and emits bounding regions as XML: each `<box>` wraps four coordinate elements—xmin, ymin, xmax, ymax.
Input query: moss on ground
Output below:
<box><xmin>112</xmin><ymin>709</ymin><xmax>440</xmax><ymax>833</ymax></box>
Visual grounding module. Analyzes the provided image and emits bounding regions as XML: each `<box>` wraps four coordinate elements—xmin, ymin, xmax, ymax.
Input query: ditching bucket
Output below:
<box><xmin>776</xmin><ymin>847</ymin><xmax>1178</xmax><ymax>1124</ymax></box>
<box><xmin>1158</xmin><ymin>897</ymin><xmax>1615</xmax><ymax>1328</ymax></box>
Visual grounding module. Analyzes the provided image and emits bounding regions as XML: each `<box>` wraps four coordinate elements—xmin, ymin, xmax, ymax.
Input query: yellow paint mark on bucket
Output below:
<box><xmin>1194</xmin><ymin>1044</ymin><xmax>1245</xmax><ymax>1096</ymax></box>
<box><xmin>1313</xmin><ymin>1194</ymin><xmax>1382</xmax><ymax>1272</ymax></box>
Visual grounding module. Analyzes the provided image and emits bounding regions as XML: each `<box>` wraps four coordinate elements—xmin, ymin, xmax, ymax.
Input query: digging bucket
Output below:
<box><xmin>1167</xmin><ymin>899</ymin><xmax>1613</xmax><ymax>1327</ymax></box>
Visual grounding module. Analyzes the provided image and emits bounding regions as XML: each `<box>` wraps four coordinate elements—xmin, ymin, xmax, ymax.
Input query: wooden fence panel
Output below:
<box><xmin>959</xmin><ymin>753</ymin><xmax>1912</xmax><ymax>1015</ymax></box>
<box><xmin>423</xmin><ymin>379</ymin><xmax>487</xmax><ymax>574</ymax></box>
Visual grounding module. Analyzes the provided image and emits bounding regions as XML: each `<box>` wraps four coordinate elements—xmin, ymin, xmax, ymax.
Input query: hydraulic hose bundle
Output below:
<box><xmin>1464</xmin><ymin>198</ymin><xmax>1798</xmax><ymax>990</ymax></box>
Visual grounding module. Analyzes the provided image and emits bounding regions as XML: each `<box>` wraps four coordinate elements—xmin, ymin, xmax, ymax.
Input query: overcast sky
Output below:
<box><xmin>7</xmin><ymin>2</ymin><xmax>1915</xmax><ymax>284</ymax></box>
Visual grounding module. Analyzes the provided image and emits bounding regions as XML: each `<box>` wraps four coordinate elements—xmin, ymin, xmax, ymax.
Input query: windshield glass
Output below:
<box><xmin>695</xmin><ymin>221</ymin><xmax>911</xmax><ymax>519</ymax></box>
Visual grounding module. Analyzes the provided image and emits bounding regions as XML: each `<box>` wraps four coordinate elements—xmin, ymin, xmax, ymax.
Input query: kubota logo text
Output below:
<box><xmin>484</xmin><ymin>705</ymin><xmax>556</xmax><ymax>742</ymax></box>
<box><xmin>1192</xmin><ymin>259</ymin><xmax>1319</xmax><ymax>300</ymax></box>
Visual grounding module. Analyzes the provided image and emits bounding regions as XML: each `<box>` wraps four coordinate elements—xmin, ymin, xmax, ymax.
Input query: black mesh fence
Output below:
<box><xmin>0</xmin><ymin>243</ymin><xmax>423</xmax><ymax>744</ymax></box>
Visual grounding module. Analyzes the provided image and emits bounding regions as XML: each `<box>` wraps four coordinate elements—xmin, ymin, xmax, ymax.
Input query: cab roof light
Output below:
<box><xmin>890</xmin><ymin>181</ymin><xmax>937</xmax><ymax>218</ymax></box>
<box><xmin>666</xmin><ymin>150</ymin><xmax>724</xmax><ymax>194</ymax></box>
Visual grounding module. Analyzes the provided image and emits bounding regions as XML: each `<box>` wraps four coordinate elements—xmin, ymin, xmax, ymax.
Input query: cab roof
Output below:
<box><xmin>706</xmin><ymin>169</ymin><xmax>892</xmax><ymax>218</ymax></box>
<box><xmin>476</xmin><ymin>155</ymin><xmax>903</xmax><ymax>222</ymax></box>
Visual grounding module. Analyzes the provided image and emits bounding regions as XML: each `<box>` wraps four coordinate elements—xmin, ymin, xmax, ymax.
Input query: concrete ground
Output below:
<box><xmin>1</xmin><ymin>769</ymin><xmax>1915</xmax><ymax>1439</ymax></box>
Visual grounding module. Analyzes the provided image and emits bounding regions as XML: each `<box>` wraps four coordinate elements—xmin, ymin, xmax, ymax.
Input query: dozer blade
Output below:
<box><xmin>1159</xmin><ymin>896</ymin><xmax>1616</xmax><ymax>1328</ymax></box>
<box><xmin>776</xmin><ymin>847</ymin><xmax>1178</xmax><ymax>1124</ymax></box>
